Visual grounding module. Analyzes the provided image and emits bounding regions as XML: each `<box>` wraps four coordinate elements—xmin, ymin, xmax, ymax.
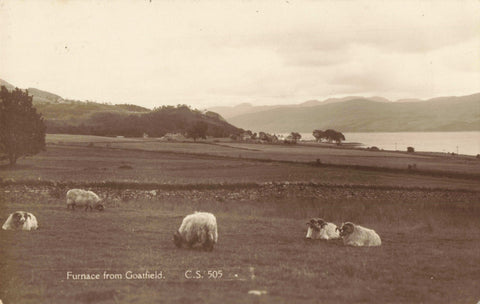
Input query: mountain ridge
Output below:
<box><xmin>224</xmin><ymin>95</ymin><xmax>480</xmax><ymax>133</ymax></box>
<box><xmin>208</xmin><ymin>93</ymin><xmax>480</xmax><ymax>120</ymax></box>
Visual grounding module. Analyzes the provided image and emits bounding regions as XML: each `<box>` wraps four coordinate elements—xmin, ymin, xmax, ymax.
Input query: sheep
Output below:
<box><xmin>66</xmin><ymin>189</ymin><xmax>104</xmax><ymax>211</ymax></box>
<box><xmin>305</xmin><ymin>218</ymin><xmax>340</xmax><ymax>240</ymax></box>
<box><xmin>173</xmin><ymin>212</ymin><xmax>218</xmax><ymax>251</ymax></box>
<box><xmin>2</xmin><ymin>211</ymin><xmax>38</xmax><ymax>231</ymax></box>
<box><xmin>337</xmin><ymin>222</ymin><xmax>381</xmax><ymax>247</ymax></box>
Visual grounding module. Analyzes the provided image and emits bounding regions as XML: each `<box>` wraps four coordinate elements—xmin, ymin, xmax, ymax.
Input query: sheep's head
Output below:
<box><xmin>305</xmin><ymin>218</ymin><xmax>322</xmax><ymax>239</ymax></box>
<box><xmin>95</xmin><ymin>203</ymin><xmax>105</xmax><ymax>211</ymax></box>
<box><xmin>339</xmin><ymin>222</ymin><xmax>355</xmax><ymax>237</ymax></box>
<box><xmin>317</xmin><ymin>218</ymin><xmax>328</xmax><ymax>229</ymax></box>
<box><xmin>306</xmin><ymin>218</ymin><xmax>322</xmax><ymax>231</ymax></box>
<box><xmin>173</xmin><ymin>231</ymin><xmax>183</xmax><ymax>248</ymax></box>
<box><xmin>12</xmin><ymin>212</ymin><xmax>28</xmax><ymax>227</ymax></box>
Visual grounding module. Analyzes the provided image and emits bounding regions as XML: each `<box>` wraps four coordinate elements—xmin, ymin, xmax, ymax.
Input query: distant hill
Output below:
<box><xmin>0</xmin><ymin>79</ymin><xmax>242</xmax><ymax>138</ymax></box>
<box><xmin>209</xmin><ymin>96</ymin><xmax>393</xmax><ymax>119</ymax></box>
<box><xmin>0</xmin><ymin>79</ymin><xmax>66</xmax><ymax>104</ymax></box>
<box><xmin>0</xmin><ymin>79</ymin><xmax>15</xmax><ymax>90</ymax></box>
<box><xmin>27</xmin><ymin>87</ymin><xmax>64</xmax><ymax>103</ymax></box>
<box><xmin>215</xmin><ymin>94</ymin><xmax>480</xmax><ymax>133</ymax></box>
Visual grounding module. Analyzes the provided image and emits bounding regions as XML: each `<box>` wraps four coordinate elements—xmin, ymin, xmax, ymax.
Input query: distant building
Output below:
<box><xmin>159</xmin><ymin>133</ymin><xmax>186</xmax><ymax>141</ymax></box>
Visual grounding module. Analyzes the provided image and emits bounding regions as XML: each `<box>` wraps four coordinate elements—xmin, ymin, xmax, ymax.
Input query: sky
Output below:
<box><xmin>1</xmin><ymin>0</ymin><xmax>479</xmax><ymax>110</ymax></box>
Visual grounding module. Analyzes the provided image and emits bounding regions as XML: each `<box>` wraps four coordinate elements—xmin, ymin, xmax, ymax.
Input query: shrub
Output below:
<box><xmin>407</xmin><ymin>146</ymin><xmax>415</xmax><ymax>153</ymax></box>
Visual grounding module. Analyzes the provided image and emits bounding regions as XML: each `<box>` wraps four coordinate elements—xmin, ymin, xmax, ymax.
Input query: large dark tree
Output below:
<box><xmin>312</xmin><ymin>129</ymin><xmax>325</xmax><ymax>142</ymax></box>
<box><xmin>313</xmin><ymin>129</ymin><xmax>345</xmax><ymax>144</ymax></box>
<box><xmin>324</xmin><ymin>129</ymin><xmax>345</xmax><ymax>144</ymax></box>
<box><xmin>0</xmin><ymin>86</ymin><xmax>46</xmax><ymax>165</ymax></box>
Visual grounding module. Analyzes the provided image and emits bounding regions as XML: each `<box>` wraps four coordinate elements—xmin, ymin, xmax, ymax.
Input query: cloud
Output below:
<box><xmin>1</xmin><ymin>0</ymin><xmax>479</xmax><ymax>109</ymax></box>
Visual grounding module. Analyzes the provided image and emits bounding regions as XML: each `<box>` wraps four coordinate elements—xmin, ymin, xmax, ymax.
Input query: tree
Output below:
<box><xmin>0</xmin><ymin>86</ymin><xmax>46</xmax><ymax>165</ymax></box>
<box><xmin>324</xmin><ymin>129</ymin><xmax>345</xmax><ymax>144</ymax></box>
<box><xmin>186</xmin><ymin>121</ymin><xmax>208</xmax><ymax>141</ymax></box>
<box><xmin>285</xmin><ymin>132</ymin><xmax>301</xmax><ymax>144</ymax></box>
<box><xmin>258</xmin><ymin>131</ymin><xmax>269</xmax><ymax>142</ymax></box>
<box><xmin>312</xmin><ymin>129</ymin><xmax>325</xmax><ymax>142</ymax></box>
<box><xmin>291</xmin><ymin>132</ymin><xmax>301</xmax><ymax>142</ymax></box>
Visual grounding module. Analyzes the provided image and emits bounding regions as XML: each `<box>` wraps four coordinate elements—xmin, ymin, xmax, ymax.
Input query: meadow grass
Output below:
<box><xmin>1</xmin><ymin>184</ymin><xmax>479</xmax><ymax>304</ymax></box>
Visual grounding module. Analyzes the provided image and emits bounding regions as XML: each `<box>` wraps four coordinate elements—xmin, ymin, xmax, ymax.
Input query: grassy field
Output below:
<box><xmin>1</xmin><ymin>134</ymin><xmax>479</xmax><ymax>304</ymax></box>
<box><xmin>45</xmin><ymin>134</ymin><xmax>480</xmax><ymax>177</ymax></box>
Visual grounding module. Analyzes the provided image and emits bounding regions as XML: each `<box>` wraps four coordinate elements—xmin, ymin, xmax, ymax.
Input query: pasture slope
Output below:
<box><xmin>0</xmin><ymin>134</ymin><xmax>479</xmax><ymax>304</ymax></box>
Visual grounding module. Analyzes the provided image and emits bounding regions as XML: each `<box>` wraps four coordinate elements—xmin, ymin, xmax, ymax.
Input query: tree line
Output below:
<box><xmin>45</xmin><ymin>104</ymin><xmax>241</xmax><ymax>139</ymax></box>
<box><xmin>233</xmin><ymin>129</ymin><xmax>345</xmax><ymax>144</ymax></box>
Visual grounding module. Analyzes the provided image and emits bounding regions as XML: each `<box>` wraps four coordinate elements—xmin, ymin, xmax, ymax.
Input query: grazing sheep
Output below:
<box><xmin>173</xmin><ymin>212</ymin><xmax>218</xmax><ymax>251</ymax></box>
<box><xmin>66</xmin><ymin>189</ymin><xmax>104</xmax><ymax>211</ymax></box>
<box><xmin>337</xmin><ymin>222</ymin><xmax>381</xmax><ymax>247</ymax></box>
<box><xmin>2</xmin><ymin>211</ymin><xmax>38</xmax><ymax>231</ymax></box>
<box><xmin>305</xmin><ymin>218</ymin><xmax>340</xmax><ymax>240</ymax></box>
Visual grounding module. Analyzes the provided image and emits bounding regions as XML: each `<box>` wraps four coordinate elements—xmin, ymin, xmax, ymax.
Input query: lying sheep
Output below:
<box><xmin>337</xmin><ymin>222</ymin><xmax>381</xmax><ymax>247</ymax></box>
<box><xmin>66</xmin><ymin>189</ymin><xmax>104</xmax><ymax>211</ymax></box>
<box><xmin>173</xmin><ymin>212</ymin><xmax>218</xmax><ymax>251</ymax></box>
<box><xmin>2</xmin><ymin>211</ymin><xmax>38</xmax><ymax>231</ymax></box>
<box><xmin>305</xmin><ymin>218</ymin><xmax>340</xmax><ymax>240</ymax></box>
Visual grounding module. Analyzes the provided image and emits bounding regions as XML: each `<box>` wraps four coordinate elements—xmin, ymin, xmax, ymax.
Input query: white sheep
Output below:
<box><xmin>337</xmin><ymin>222</ymin><xmax>381</xmax><ymax>247</ymax></box>
<box><xmin>66</xmin><ymin>189</ymin><xmax>104</xmax><ymax>211</ymax></box>
<box><xmin>2</xmin><ymin>211</ymin><xmax>38</xmax><ymax>231</ymax></box>
<box><xmin>173</xmin><ymin>212</ymin><xmax>218</xmax><ymax>251</ymax></box>
<box><xmin>305</xmin><ymin>218</ymin><xmax>340</xmax><ymax>240</ymax></box>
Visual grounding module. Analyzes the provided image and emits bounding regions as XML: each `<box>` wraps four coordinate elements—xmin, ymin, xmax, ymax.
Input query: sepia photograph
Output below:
<box><xmin>0</xmin><ymin>0</ymin><xmax>479</xmax><ymax>303</ymax></box>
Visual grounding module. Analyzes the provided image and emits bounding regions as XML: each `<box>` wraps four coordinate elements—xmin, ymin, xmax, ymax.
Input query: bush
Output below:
<box><xmin>407</xmin><ymin>146</ymin><xmax>415</xmax><ymax>153</ymax></box>
<box><xmin>0</xmin><ymin>86</ymin><xmax>46</xmax><ymax>165</ymax></box>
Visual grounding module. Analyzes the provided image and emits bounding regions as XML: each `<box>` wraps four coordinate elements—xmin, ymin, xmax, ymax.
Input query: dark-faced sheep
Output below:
<box><xmin>337</xmin><ymin>222</ymin><xmax>381</xmax><ymax>246</ymax></box>
<box><xmin>173</xmin><ymin>212</ymin><xmax>218</xmax><ymax>251</ymax></box>
<box><xmin>305</xmin><ymin>218</ymin><xmax>340</xmax><ymax>240</ymax></box>
<box><xmin>2</xmin><ymin>211</ymin><xmax>38</xmax><ymax>231</ymax></box>
<box><xmin>66</xmin><ymin>189</ymin><xmax>104</xmax><ymax>211</ymax></box>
